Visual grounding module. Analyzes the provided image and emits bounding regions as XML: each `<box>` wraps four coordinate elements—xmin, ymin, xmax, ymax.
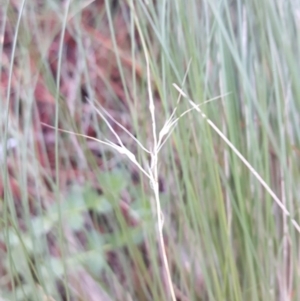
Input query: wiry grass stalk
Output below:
<box><xmin>145</xmin><ymin>50</ymin><xmax>176</xmax><ymax>301</ymax></box>
<box><xmin>173</xmin><ymin>83</ymin><xmax>300</xmax><ymax>234</ymax></box>
<box><xmin>42</xmin><ymin>99</ymin><xmax>180</xmax><ymax>300</ymax></box>
<box><xmin>41</xmin><ymin>68</ymin><xmax>218</xmax><ymax>301</ymax></box>
<box><xmin>54</xmin><ymin>1</ymin><xmax>72</xmax><ymax>300</ymax></box>
<box><xmin>2</xmin><ymin>1</ymin><xmax>26</xmax><ymax>299</ymax></box>
<box><xmin>41</xmin><ymin>97</ymin><xmax>176</xmax><ymax>301</ymax></box>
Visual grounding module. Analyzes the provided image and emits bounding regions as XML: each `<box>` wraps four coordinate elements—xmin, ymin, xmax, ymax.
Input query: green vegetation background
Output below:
<box><xmin>1</xmin><ymin>1</ymin><xmax>300</xmax><ymax>300</ymax></box>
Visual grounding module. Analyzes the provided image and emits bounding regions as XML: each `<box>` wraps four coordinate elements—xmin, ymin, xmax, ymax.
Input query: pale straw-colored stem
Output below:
<box><xmin>173</xmin><ymin>83</ymin><xmax>300</xmax><ymax>233</ymax></box>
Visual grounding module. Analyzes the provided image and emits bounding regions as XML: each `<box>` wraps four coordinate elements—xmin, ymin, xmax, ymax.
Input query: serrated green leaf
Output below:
<box><xmin>84</xmin><ymin>188</ymin><xmax>113</xmax><ymax>213</ymax></box>
<box><xmin>97</xmin><ymin>170</ymin><xmax>128</xmax><ymax>197</ymax></box>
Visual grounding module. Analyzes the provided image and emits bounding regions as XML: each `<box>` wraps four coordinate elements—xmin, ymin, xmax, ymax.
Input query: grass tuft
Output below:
<box><xmin>1</xmin><ymin>1</ymin><xmax>300</xmax><ymax>300</ymax></box>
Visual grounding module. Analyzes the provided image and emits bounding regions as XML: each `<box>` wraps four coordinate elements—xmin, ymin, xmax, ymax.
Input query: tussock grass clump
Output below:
<box><xmin>1</xmin><ymin>1</ymin><xmax>300</xmax><ymax>301</ymax></box>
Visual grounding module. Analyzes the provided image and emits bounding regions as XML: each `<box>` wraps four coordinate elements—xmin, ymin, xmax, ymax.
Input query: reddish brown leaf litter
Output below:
<box><xmin>0</xmin><ymin>2</ymin><xmax>172</xmax><ymax>300</ymax></box>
